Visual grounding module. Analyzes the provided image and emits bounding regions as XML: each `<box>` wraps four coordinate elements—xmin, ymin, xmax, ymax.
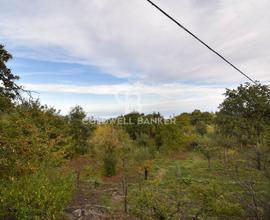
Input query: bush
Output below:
<box><xmin>104</xmin><ymin>155</ymin><xmax>117</xmax><ymax>177</ymax></box>
<box><xmin>0</xmin><ymin>169</ymin><xmax>75</xmax><ymax>220</ymax></box>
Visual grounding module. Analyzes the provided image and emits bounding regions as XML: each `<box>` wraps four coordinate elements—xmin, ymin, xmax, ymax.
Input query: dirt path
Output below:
<box><xmin>64</xmin><ymin>151</ymin><xmax>188</xmax><ymax>219</ymax></box>
<box><xmin>65</xmin><ymin>156</ymin><xmax>138</xmax><ymax>220</ymax></box>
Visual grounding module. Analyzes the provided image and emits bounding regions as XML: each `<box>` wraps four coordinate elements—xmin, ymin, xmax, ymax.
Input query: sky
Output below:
<box><xmin>0</xmin><ymin>0</ymin><xmax>269</xmax><ymax>118</ymax></box>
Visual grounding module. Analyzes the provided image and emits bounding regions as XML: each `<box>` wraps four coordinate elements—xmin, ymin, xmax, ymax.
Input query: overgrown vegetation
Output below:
<box><xmin>1</xmin><ymin>45</ymin><xmax>269</xmax><ymax>219</ymax></box>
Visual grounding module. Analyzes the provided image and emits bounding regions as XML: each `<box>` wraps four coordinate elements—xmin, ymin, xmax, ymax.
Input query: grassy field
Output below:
<box><xmin>64</xmin><ymin>151</ymin><xmax>270</xmax><ymax>219</ymax></box>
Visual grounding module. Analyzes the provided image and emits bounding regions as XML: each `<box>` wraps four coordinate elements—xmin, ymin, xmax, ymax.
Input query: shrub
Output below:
<box><xmin>104</xmin><ymin>154</ymin><xmax>117</xmax><ymax>177</ymax></box>
<box><xmin>0</xmin><ymin>169</ymin><xmax>75</xmax><ymax>220</ymax></box>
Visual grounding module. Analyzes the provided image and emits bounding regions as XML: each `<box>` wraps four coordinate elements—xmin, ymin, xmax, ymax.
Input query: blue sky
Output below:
<box><xmin>1</xmin><ymin>0</ymin><xmax>269</xmax><ymax>117</ymax></box>
<box><xmin>10</xmin><ymin>57</ymin><xmax>126</xmax><ymax>85</ymax></box>
<box><xmin>9</xmin><ymin>57</ymin><xmax>130</xmax><ymax>117</ymax></box>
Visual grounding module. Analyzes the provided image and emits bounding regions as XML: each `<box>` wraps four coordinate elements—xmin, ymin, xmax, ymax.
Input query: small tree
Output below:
<box><xmin>68</xmin><ymin>106</ymin><xmax>93</xmax><ymax>155</ymax></box>
<box><xmin>91</xmin><ymin>125</ymin><xmax>131</xmax><ymax>176</ymax></box>
<box><xmin>197</xmin><ymin>135</ymin><xmax>217</xmax><ymax>169</ymax></box>
<box><xmin>91</xmin><ymin>125</ymin><xmax>132</xmax><ymax>212</ymax></box>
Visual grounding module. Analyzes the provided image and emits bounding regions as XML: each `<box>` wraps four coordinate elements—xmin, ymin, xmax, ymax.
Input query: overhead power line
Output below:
<box><xmin>145</xmin><ymin>0</ymin><xmax>257</xmax><ymax>84</ymax></box>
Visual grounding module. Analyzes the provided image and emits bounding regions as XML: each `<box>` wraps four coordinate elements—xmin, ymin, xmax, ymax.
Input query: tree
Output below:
<box><xmin>195</xmin><ymin>121</ymin><xmax>207</xmax><ymax>136</ymax></box>
<box><xmin>190</xmin><ymin>109</ymin><xmax>214</xmax><ymax>126</ymax></box>
<box><xmin>197</xmin><ymin>135</ymin><xmax>217</xmax><ymax>169</ymax></box>
<box><xmin>68</xmin><ymin>106</ymin><xmax>93</xmax><ymax>155</ymax></box>
<box><xmin>91</xmin><ymin>125</ymin><xmax>118</xmax><ymax>176</ymax></box>
<box><xmin>120</xmin><ymin>112</ymin><xmax>144</xmax><ymax>140</ymax></box>
<box><xmin>91</xmin><ymin>125</ymin><xmax>132</xmax><ymax>176</ymax></box>
<box><xmin>0</xmin><ymin>44</ymin><xmax>21</xmax><ymax>99</ymax></box>
<box><xmin>216</xmin><ymin>83</ymin><xmax>270</xmax><ymax>170</ymax></box>
<box><xmin>0</xmin><ymin>96</ymin><xmax>76</xmax><ymax>219</ymax></box>
<box><xmin>0</xmin><ymin>99</ymin><xmax>71</xmax><ymax>178</ymax></box>
<box><xmin>161</xmin><ymin>114</ymin><xmax>194</xmax><ymax>152</ymax></box>
<box><xmin>90</xmin><ymin>125</ymin><xmax>132</xmax><ymax>212</ymax></box>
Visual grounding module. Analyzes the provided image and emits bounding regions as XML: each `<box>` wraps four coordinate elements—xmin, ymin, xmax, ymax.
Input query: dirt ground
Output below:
<box><xmin>65</xmin><ymin>156</ymin><xmax>138</xmax><ymax>220</ymax></box>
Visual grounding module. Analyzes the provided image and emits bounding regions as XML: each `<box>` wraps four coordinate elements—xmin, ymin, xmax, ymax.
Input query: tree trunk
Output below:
<box><xmin>122</xmin><ymin>179</ymin><xmax>127</xmax><ymax>213</ymax></box>
<box><xmin>122</xmin><ymin>158</ymin><xmax>128</xmax><ymax>213</ymax></box>
<box><xmin>256</xmin><ymin>151</ymin><xmax>261</xmax><ymax>171</ymax></box>
<box><xmin>124</xmin><ymin>185</ymin><xmax>127</xmax><ymax>213</ymax></box>
<box><xmin>76</xmin><ymin>170</ymin><xmax>80</xmax><ymax>188</ymax></box>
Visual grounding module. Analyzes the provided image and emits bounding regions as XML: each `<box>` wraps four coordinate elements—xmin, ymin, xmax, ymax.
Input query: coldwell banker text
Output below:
<box><xmin>90</xmin><ymin>116</ymin><xmax>176</xmax><ymax>125</ymax></box>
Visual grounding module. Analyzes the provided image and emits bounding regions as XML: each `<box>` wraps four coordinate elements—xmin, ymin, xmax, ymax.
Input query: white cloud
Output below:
<box><xmin>24</xmin><ymin>82</ymin><xmax>225</xmax><ymax>116</ymax></box>
<box><xmin>24</xmin><ymin>82</ymin><xmax>225</xmax><ymax>96</ymax></box>
<box><xmin>0</xmin><ymin>0</ymin><xmax>269</xmax><ymax>84</ymax></box>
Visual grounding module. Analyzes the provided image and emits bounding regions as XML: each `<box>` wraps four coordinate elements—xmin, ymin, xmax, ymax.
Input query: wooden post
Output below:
<box><xmin>76</xmin><ymin>170</ymin><xmax>80</xmax><ymax>188</ymax></box>
<box><xmin>144</xmin><ymin>167</ymin><xmax>148</xmax><ymax>180</ymax></box>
